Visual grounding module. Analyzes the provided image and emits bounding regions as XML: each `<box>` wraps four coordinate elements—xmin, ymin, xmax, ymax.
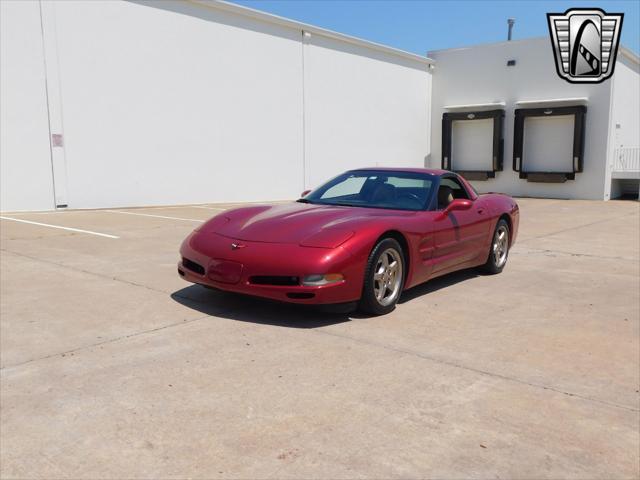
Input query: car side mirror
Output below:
<box><xmin>301</xmin><ymin>189</ymin><xmax>311</xmax><ymax>197</ymax></box>
<box><xmin>439</xmin><ymin>198</ymin><xmax>473</xmax><ymax>219</ymax></box>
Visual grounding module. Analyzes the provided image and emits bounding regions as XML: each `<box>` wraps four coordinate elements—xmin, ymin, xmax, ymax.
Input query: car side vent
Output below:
<box><xmin>182</xmin><ymin>257</ymin><xmax>205</xmax><ymax>275</ymax></box>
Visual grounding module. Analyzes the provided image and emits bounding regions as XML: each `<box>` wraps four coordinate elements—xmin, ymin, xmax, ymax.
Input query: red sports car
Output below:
<box><xmin>178</xmin><ymin>168</ymin><xmax>519</xmax><ymax>315</ymax></box>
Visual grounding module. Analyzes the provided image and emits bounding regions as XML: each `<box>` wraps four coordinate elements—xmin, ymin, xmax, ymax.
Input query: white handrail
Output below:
<box><xmin>612</xmin><ymin>147</ymin><xmax>640</xmax><ymax>172</ymax></box>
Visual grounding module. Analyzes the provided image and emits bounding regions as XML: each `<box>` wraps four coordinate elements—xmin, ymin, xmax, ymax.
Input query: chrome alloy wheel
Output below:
<box><xmin>492</xmin><ymin>224</ymin><xmax>509</xmax><ymax>268</ymax></box>
<box><xmin>373</xmin><ymin>248</ymin><xmax>403</xmax><ymax>307</ymax></box>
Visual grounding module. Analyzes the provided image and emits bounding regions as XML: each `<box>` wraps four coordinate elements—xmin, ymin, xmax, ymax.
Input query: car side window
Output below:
<box><xmin>439</xmin><ymin>177</ymin><xmax>470</xmax><ymax>200</ymax></box>
<box><xmin>437</xmin><ymin>176</ymin><xmax>470</xmax><ymax>210</ymax></box>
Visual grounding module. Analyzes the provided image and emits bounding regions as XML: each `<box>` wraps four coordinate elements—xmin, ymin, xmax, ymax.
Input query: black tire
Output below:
<box><xmin>481</xmin><ymin>219</ymin><xmax>510</xmax><ymax>274</ymax></box>
<box><xmin>358</xmin><ymin>238</ymin><xmax>405</xmax><ymax>315</ymax></box>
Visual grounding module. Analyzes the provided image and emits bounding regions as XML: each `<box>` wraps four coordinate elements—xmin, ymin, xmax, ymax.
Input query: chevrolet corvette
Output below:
<box><xmin>178</xmin><ymin>168</ymin><xmax>519</xmax><ymax>315</ymax></box>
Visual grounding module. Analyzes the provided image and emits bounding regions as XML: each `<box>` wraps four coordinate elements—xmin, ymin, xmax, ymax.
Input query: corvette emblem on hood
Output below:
<box><xmin>230</xmin><ymin>243</ymin><xmax>246</xmax><ymax>250</ymax></box>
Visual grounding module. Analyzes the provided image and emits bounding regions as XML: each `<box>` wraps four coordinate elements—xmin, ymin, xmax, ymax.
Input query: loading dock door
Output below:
<box><xmin>523</xmin><ymin>115</ymin><xmax>575</xmax><ymax>173</ymax></box>
<box><xmin>513</xmin><ymin>105</ymin><xmax>586</xmax><ymax>183</ymax></box>
<box><xmin>452</xmin><ymin>118</ymin><xmax>493</xmax><ymax>171</ymax></box>
<box><xmin>442</xmin><ymin>109</ymin><xmax>504</xmax><ymax>180</ymax></box>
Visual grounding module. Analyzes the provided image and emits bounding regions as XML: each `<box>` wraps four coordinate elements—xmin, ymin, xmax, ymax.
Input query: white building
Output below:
<box><xmin>429</xmin><ymin>38</ymin><xmax>639</xmax><ymax>200</ymax></box>
<box><xmin>1</xmin><ymin>0</ymin><xmax>638</xmax><ymax>212</ymax></box>
<box><xmin>0</xmin><ymin>0</ymin><xmax>432</xmax><ymax>211</ymax></box>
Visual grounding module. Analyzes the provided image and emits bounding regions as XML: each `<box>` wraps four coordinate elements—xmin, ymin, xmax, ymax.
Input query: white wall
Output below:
<box><xmin>611</xmin><ymin>56</ymin><xmax>640</xmax><ymax>151</ymax></box>
<box><xmin>51</xmin><ymin>0</ymin><xmax>304</xmax><ymax>208</ymax></box>
<box><xmin>0</xmin><ymin>0</ymin><xmax>431</xmax><ymax>211</ymax></box>
<box><xmin>0</xmin><ymin>0</ymin><xmax>55</xmax><ymax>212</ymax></box>
<box><xmin>607</xmin><ymin>54</ymin><xmax>640</xmax><ymax>197</ymax></box>
<box><xmin>303</xmin><ymin>34</ymin><xmax>431</xmax><ymax>189</ymax></box>
<box><xmin>429</xmin><ymin>38</ymin><xmax>613</xmax><ymax>200</ymax></box>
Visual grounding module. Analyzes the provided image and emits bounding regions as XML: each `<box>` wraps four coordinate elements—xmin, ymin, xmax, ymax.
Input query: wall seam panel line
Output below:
<box><xmin>50</xmin><ymin>1</ymin><xmax>69</xmax><ymax>202</ymax></box>
<box><xmin>40</xmin><ymin>0</ymin><xmax>69</xmax><ymax>207</ymax></box>
<box><xmin>37</xmin><ymin>0</ymin><xmax>57</xmax><ymax>210</ymax></box>
<box><xmin>301</xmin><ymin>29</ymin><xmax>306</xmax><ymax>191</ymax></box>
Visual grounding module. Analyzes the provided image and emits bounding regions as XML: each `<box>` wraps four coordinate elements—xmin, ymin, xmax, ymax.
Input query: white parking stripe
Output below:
<box><xmin>0</xmin><ymin>210</ymin><xmax>79</xmax><ymax>215</ymax></box>
<box><xmin>191</xmin><ymin>206</ymin><xmax>227</xmax><ymax>211</ymax></box>
<box><xmin>122</xmin><ymin>204</ymin><xmax>219</xmax><ymax>211</ymax></box>
<box><xmin>0</xmin><ymin>216</ymin><xmax>120</xmax><ymax>239</ymax></box>
<box><xmin>104</xmin><ymin>210</ymin><xmax>204</xmax><ymax>222</ymax></box>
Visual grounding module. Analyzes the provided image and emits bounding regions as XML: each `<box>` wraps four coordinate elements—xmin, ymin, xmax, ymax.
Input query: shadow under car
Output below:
<box><xmin>170</xmin><ymin>268</ymin><xmax>480</xmax><ymax>327</ymax></box>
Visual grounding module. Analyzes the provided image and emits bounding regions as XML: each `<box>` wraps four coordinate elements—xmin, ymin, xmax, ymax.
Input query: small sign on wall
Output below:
<box><xmin>51</xmin><ymin>133</ymin><xmax>64</xmax><ymax>147</ymax></box>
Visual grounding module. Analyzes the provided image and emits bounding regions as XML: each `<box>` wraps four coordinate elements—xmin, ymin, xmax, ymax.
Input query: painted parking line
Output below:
<box><xmin>0</xmin><ymin>210</ymin><xmax>85</xmax><ymax>215</ymax></box>
<box><xmin>121</xmin><ymin>204</ymin><xmax>223</xmax><ymax>211</ymax></box>
<box><xmin>104</xmin><ymin>210</ymin><xmax>204</xmax><ymax>222</ymax></box>
<box><xmin>0</xmin><ymin>216</ymin><xmax>120</xmax><ymax>239</ymax></box>
<box><xmin>191</xmin><ymin>206</ymin><xmax>227</xmax><ymax>211</ymax></box>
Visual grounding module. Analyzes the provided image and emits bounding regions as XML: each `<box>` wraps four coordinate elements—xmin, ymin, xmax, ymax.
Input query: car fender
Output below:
<box><xmin>482</xmin><ymin>193</ymin><xmax>520</xmax><ymax>245</ymax></box>
<box><xmin>338</xmin><ymin>215</ymin><xmax>426</xmax><ymax>291</ymax></box>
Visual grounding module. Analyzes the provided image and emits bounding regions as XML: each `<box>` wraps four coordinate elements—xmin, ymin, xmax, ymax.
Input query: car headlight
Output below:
<box><xmin>302</xmin><ymin>273</ymin><xmax>344</xmax><ymax>286</ymax></box>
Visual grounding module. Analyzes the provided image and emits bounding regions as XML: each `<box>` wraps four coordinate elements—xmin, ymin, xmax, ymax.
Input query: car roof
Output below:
<box><xmin>349</xmin><ymin>167</ymin><xmax>450</xmax><ymax>176</ymax></box>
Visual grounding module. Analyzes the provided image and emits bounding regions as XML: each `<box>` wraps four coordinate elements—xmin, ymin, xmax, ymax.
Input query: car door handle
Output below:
<box><xmin>477</xmin><ymin>208</ymin><xmax>485</xmax><ymax>214</ymax></box>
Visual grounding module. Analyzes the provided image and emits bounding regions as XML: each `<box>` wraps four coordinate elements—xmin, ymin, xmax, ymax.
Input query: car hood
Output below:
<box><xmin>205</xmin><ymin>202</ymin><xmax>414</xmax><ymax>245</ymax></box>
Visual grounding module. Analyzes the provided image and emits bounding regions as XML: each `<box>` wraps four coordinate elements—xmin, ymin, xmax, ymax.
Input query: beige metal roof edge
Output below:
<box><xmin>428</xmin><ymin>36</ymin><xmax>639</xmax><ymax>67</ymax></box>
<box><xmin>620</xmin><ymin>46</ymin><xmax>640</xmax><ymax>65</ymax></box>
<box><xmin>428</xmin><ymin>36</ymin><xmax>549</xmax><ymax>56</ymax></box>
<box><xmin>443</xmin><ymin>102</ymin><xmax>506</xmax><ymax>110</ymax></box>
<box><xmin>515</xmin><ymin>97</ymin><xmax>589</xmax><ymax>106</ymax></box>
<box><xmin>188</xmin><ymin>0</ymin><xmax>434</xmax><ymax>65</ymax></box>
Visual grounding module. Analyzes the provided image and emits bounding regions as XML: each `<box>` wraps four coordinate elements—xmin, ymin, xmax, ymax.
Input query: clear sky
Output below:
<box><xmin>231</xmin><ymin>0</ymin><xmax>639</xmax><ymax>56</ymax></box>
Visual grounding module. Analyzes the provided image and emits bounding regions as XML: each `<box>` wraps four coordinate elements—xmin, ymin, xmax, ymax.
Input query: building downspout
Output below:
<box><xmin>301</xmin><ymin>30</ymin><xmax>311</xmax><ymax>191</ymax></box>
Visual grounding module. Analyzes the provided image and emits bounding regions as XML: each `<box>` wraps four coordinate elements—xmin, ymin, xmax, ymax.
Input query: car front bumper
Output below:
<box><xmin>178</xmin><ymin>231</ymin><xmax>364</xmax><ymax>305</ymax></box>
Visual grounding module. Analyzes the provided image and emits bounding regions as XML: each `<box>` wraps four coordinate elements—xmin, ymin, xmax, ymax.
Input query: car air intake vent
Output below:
<box><xmin>182</xmin><ymin>257</ymin><xmax>205</xmax><ymax>275</ymax></box>
<box><xmin>249</xmin><ymin>275</ymin><xmax>299</xmax><ymax>286</ymax></box>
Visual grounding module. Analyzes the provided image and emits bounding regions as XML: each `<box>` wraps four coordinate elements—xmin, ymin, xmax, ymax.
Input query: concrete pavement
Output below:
<box><xmin>1</xmin><ymin>198</ymin><xmax>638</xmax><ymax>479</ymax></box>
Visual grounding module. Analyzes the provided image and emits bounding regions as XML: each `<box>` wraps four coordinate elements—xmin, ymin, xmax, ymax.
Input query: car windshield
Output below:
<box><xmin>300</xmin><ymin>170</ymin><xmax>434</xmax><ymax>211</ymax></box>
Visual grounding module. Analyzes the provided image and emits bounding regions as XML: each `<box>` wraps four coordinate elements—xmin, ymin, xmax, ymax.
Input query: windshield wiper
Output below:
<box><xmin>327</xmin><ymin>202</ymin><xmax>359</xmax><ymax>207</ymax></box>
<box><xmin>323</xmin><ymin>202</ymin><xmax>413</xmax><ymax>211</ymax></box>
<box><xmin>297</xmin><ymin>198</ymin><xmax>313</xmax><ymax>204</ymax></box>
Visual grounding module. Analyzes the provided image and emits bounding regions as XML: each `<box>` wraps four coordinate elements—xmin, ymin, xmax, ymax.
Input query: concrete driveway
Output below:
<box><xmin>1</xmin><ymin>198</ymin><xmax>638</xmax><ymax>479</ymax></box>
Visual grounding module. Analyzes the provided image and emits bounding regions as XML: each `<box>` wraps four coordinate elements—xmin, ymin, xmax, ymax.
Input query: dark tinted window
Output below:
<box><xmin>437</xmin><ymin>176</ymin><xmax>470</xmax><ymax>210</ymax></box>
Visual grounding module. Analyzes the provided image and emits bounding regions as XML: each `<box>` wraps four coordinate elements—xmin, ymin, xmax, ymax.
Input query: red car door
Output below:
<box><xmin>431</xmin><ymin>177</ymin><xmax>491</xmax><ymax>275</ymax></box>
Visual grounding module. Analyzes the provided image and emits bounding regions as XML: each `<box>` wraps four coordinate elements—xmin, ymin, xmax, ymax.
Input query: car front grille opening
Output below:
<box><xmin>249</xmin><ymin>275</ymin><xmax>300</xmax><ymax>286</ymax></box>
<box><xmin>182</xmin><ymin>257</ymin><xmax>205</xmax><ymax>275</ymax></box>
